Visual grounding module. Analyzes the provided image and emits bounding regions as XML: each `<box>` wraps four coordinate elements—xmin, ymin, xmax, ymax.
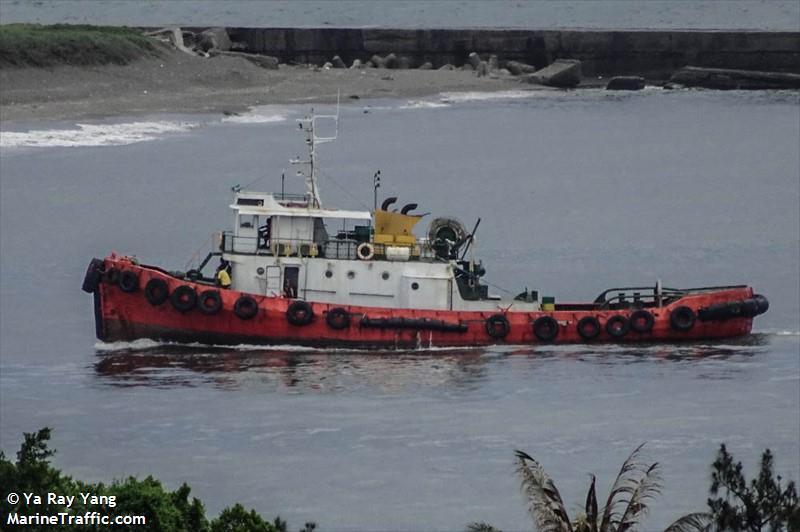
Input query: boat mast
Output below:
<box><xmin>292</xmin><ymin>98</ymin><xmax>339</xmax><ymax>209</ymax></box>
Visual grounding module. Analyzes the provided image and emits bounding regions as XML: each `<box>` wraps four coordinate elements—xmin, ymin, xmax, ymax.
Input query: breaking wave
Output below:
<box><xmin>0</xmin><ymin>120</ymin><xmax>197</xmax><ymax>148</ymax></box>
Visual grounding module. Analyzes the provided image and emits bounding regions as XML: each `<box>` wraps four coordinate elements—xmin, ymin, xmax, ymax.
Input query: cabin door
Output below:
<box><xmin>264</xmin><ymin>265</ymin><xmax>281</xmax><ymax>296</ymax></box>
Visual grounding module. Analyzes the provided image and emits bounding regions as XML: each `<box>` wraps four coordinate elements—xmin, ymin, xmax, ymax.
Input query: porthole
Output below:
<box><xmin>382</xmin><ymin>271</ymin><xmax>390</xmax><ymax>280</ymax></box>
<box><xmin>411</xmin><ymin>282</ymin><xmax>419</xmax><ymax>290</ymax></box>
<box><xmin>347</xmin><ymin>271</ymin><xmax>356</xmax><ymax>279</ymax></box>
<box><xmin>256</xmin><ymin>267</ymin><xmax>265</xmax><ymax>275</ymax></box>
<box><xmin>325</xmin><ymin>270</ymin><xmax>333</xmax><ymax>278</ymax></box>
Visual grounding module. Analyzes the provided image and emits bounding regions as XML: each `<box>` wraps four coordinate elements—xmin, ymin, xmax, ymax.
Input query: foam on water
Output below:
<box><xmin>0</xmin><ymin>120</ymin><xmax>197</xmax><ymax>149</ymax></box>
<box><xmin>439</xmin><ymin>90</ymin><xmax>540</xmax><ymax>103</ymax></box>
<box><xmin>220</xmin><ymin>107</ymin><xmax>290</xmax><ymax>124</ymax></box>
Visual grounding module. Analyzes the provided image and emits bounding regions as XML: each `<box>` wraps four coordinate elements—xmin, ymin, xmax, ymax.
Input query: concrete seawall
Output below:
<box><xmin>223</xmin><ymin>28</ymin><xmax>799</xmax><ymax>77</ymax></box>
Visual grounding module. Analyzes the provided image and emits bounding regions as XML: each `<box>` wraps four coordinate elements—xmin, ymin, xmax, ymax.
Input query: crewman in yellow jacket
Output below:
<box><xmin>216</xmin><ymin>261</ymin><xmax>232</xmax><ymax>289</ymax></box>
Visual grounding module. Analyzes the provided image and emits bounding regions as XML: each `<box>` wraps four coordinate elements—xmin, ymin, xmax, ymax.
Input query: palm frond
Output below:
<box><xmin>584</xmin><ymin>475</ymin><xmax>598</xmax><ymax>532</ymax></box>
<box><xmin>662</xmin><ymin>512</ymin><xmax>713</xmax><ymax>532</ymax></box>
<box><xmin>515</xmin><ymin>450</ymin><xmax>573</xmax><ymax>532</ymax></box>
<box><xmin>598</xmin><ymin>443</ymin><xmax>649</xmax><ymax>532</ymax></box>
<box><xmin>616</xmin><ymin>462</ymin><xmax>663</xmax><ymax>532</ymax></box>
<box><xmin>466</xmin><ymin>521</ymin><xmax>503</xmax><ymax>532</ymax></box>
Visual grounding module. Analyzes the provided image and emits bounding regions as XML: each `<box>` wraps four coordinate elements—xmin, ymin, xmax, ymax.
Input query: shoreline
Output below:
<box><xmin>0</xmin><ymin>48</ymin><xmax>542</xmax><ymax>123</ymax></box>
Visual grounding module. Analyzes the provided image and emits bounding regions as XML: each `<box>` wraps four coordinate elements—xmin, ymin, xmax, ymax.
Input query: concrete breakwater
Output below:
<box><xmin>219</xmin><ymin>27</ymin><xmax>799</xmax><ymax>78</ymax></box>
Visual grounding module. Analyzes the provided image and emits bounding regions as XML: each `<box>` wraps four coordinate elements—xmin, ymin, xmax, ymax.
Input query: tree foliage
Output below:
<box><xmin>0</xmin><ymin>427</ymin><xmax>313</xmax><ymax>532</ymax></box>
<box><xmin>513</xmin><ymin>443</ymin><xmax>662</xmax><ymax>532</ymax></box>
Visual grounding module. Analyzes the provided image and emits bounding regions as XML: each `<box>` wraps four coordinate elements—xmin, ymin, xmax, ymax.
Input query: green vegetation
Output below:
<box><xmin>468</xmin><ymin>444</ymin><xmax>799</xmax><ymax>532</ymax></box>
<box><xmin>1</xmin><ymin>428</ymin><xmax>316</xmax><ymax>532</ymax></box>
<box><xmin>0</xmin><ymin>24</ymin><xmax>160</xmax><ymax>68</ymax></box>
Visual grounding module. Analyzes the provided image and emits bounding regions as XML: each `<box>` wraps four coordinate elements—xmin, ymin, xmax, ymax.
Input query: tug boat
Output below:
<box><xmin>83</xmin><ymin>111</ymin><xmax>768</xmax><ymax>349</ymax></box>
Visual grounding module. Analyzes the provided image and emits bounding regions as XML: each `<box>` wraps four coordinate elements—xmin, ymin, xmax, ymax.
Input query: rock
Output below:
<box><xmin>606</xmin><ymin>76</ymin><xmax>645</xmax><ymax>90</ymax></box>
<box><xmin>476</xmin><ymin>60</ymin><xmax>489</xmax><ymax>77</ymax></box>
<box><xmin>322</xmin><ymin>62</ymin><xmax>333</xmax><ymax>69</ymax></box>
<box><xmin>350</xmin><ymin>59</ymin><xmax>363</xmax><ymax>69</ymax></box>
<box><xmin>506</xmin><ymin>60</ymin><xmax>538</xmax><ymax>76</ymax></box>
<box><xmin>331</xmin><ymin>55</ymin><xmax>346</xmax><ymax>68</ymax></box>
<box><xmin>670</xmin><ymin>66</ymin><xmax>800</xmax><ymax>90</ymax></box>
<box><xmin>370</xmin><ymin>53</ymin><xmax>398</xmax><ymax>69</ymax></box>
<box><xmin>468</xmin><ymin>52</ymin><xmax>481</xmax><ymax>70</ymax></box>
<box><xmin>418</xmin><ymin>62</ymin><xmax>433</xmax><ymax>70</ymax></box>
<box><xmin>461</xmin><ymin>63</ymin><xmax>474</xmax><ymax>71</ymax></box>
<box><xmin>198</xmin><ymin>27</ymin><xmax>232</xmax><ymax>52</ymax></box>
<box><xmin>211</xmin><ymin>50</ymin><xmax>279</xmax><ymax>69</ymax></box>
<box><xmin>397</xmin><ymin>56</ymin><xmax>412</xmax><ymax>69</ymax></box>
<box><xmin>438</xmin><ymin>64</ymin><xmax>455</xmax><ymax>71</ymax></box>
<box><xmin>498</xmin><ymin>68</ymin><xmax>511</xmax><ymax>76</ymax></box>
<box><xmin>488</xmin><ymin>54</ymin><xmax>499</xmax><ymax>72</ymax></box>
<box><xmin>526</xmin><ymin>59</ymin><xmax>582</xmax><ymax>88</ymax></box>
<box><xmin>365</xmin><ymin>60</ymin><xmax>376</xmax><ymax>68</ymax></box>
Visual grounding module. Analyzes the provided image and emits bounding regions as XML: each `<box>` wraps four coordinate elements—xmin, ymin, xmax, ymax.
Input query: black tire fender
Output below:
<box><xmin>326</xmin><ymin>307</ymin><xmax>350</xmax><ymax>330</ymax></box>
<box><xmin>670</xmin><ymin>306</ymin><xmax>696</xmax><ymax>331</ymax></box>
<box><xmin>485</xmin><ymin>314</ymin><xmax>510</xmax><ymax>339</ymax></box>
<box><xmin>605</xmin><ymin>315</ymin><xmax>630</xmax><ymax>338</ymax></box>
<box><xmin>81</xmin><ymin>258</ymin><xmax>104</xmax><ymax>293</ymax></box>
<box><xmin>118</xmin><ymin>270</ymin><xmax>140</xmax><ymax>293</ymax></box>
<box><xmin>234</xmin><ymin>295</ymin><xmax>259</xmax><ymax>320</ymax></box>
<box><xmin>170</xmin><ymin>285</ymin><xmax>197</xmax><ymax>312</ymax></box>
<box><xmin>144</xmin><ymin>278</ymin><xmax>170</xmax><ymax>306</ymax></box>
<box><xmin>629</xmin><ymin>309</ymin><xmax>654</xmax><ymax>333</ymax></box>
<box><xmin>287</xmin><ymin>300</ymin><xmax>314</xmax><ymax>326</ymax></box>
<box><xmin>576</xmin><ymin>316</ymin><xmax>601</xmax><ymax>340</ymax></box>
<box><xmin>532</xmin><ymin>315</ymin><xmax>559</xmax><ymax>341</ymax></box>
<box><xmin>198</xmin><ymin>290</ymin><xmax>222</xmax><ymax>315</ymax></box>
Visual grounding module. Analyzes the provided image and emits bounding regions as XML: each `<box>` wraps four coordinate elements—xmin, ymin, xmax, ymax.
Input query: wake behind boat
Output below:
<box><xmin>82</xmin><ymin>110</ymin><xmax>768</xmax><ymax>349</ymax></box>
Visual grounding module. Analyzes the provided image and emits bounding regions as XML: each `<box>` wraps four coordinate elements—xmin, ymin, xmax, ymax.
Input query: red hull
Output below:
<box><xmin>87</xmin><ymin>257</ymin><xmax>757</xmax><ymax>349</ymax></box>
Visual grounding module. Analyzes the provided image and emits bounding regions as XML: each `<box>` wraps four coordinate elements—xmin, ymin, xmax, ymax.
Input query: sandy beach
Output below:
<box><xmin>0</xmin><ymin>47</ymin><xmax>531</xmax><ymax>122</ymax></box>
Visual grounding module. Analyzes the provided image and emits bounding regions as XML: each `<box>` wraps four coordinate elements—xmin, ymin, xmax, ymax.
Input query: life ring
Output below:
<box><xmin>118</xmin><ymin>270</ymin><xmax>140</xmax><ymax>293</ymax></box>
<box><xmin>629</xmin><ymin>309</ymin><xmax>654</xmax><ymax>333</ymax></box>
<box><xmin>670</xmin><ymin>306</ymin><xmax>696</xmax><ymax>331</ymax></box>
<box><xmin>234</xmin><ymin>295</ymin><xmax>259</xmax><ymax>320</ymax></box>
<box><xmin>576</xmin><ymin>316</ymin><xmax>601</xmax><ymax>340</ymax></box>
<box><xmin>198</xmin><ymin>290</ymin><xmax>222</xmax><ymax>315</ymax></box>
<box><xmin>605</xmin><ymin>315</ymin><xmax>629</xmax><ymax>338</ymax></box>
<box><xmin>144</xmin><ymin>278</ymin><xmax>170</xmax><ymax>306</ymax></box>
<box><xmin>326</xmin><ymin>307</ymin><xmax>350</xmax><ymax>330</ymax></box>
<box><xmin>532</xmin><ymin>315</ymin><xmax>559</xmax><ymax>342</ymax></box>
<box><xmin>287</xmin><ymin>300</ymin><xmax>314</xmax><ymax>326</ymax></box>
<box><xmin>170</xmin><ymin>285</ymin><xmax>197</xmax><ymax>312</ymax></box>
<box><xmin>357</xmin><ymin>243</ymin><xmax>374</xmax><ymax>261</ymax></box>
<box><xmin>485</xmin><ymin>314</ymin><xmax>510</xmax><ymax>339</ymax></box>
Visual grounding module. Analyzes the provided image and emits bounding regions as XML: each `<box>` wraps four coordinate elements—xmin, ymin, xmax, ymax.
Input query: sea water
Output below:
<box><xmin>1</xmin><ymin>89</ymin><xmax>798</xmax><ymax>530</ymax></box>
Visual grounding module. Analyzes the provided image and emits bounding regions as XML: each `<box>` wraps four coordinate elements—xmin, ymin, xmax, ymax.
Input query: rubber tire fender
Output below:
<box><xmin>104</xmin><ymin>267</ymin><xmax>120</xmax><ymax>285</ymax></box>
<box><xmin>629</xmin><ymin>309</ymin><xmax>655</xmax><ymax>333</ymax></box>
<box><xmin>198</xmin><ymin>290</ymin><xmax>222</xmax><ymax>315</ymax></box>
<box><xmin>576</xmin><ymin>316</ymin><xmax>601</xmax><ymax>340</ymax></box>
<box><xmin>753</xmin><ymin>294</ymin><xmax>769</xmax><ymax>315</ymax></box>
<box><xmin>532</xmin><ymin>315</ymin><xmax>559</xmax><ymax>342</ymax></box>
<box><xmin>82</xmin><ymin>258</ymin><xmax>104</xmax><ymax>293</ymax></box>
<box><xmin>170</xmin><ymin>285</ymin><xmax>197</xmax><ymax>312</ymax></box>
<box><xmin>119</xmin><ymin>270</ymin><xmax>140</xmax><ymax>293</ymax></box>
<box><xmin>234</xmin><ymin>295</ymin><xmax>259</xmax><ymax>320</ymax></box>
<box><xmin>670</xmin><ymin>306</ymin><xmax>696</xmax><ymax>331</ymax></box>
<box><xmin>485</xmin><ymin>314</ymin><xmax>510</xmax><ymax>339</ymax></box>
<box><xmin>287</xmin><ymin>300</ymin><xmax>314</xmax><ymax>326</ymax></box>
<box><xmin>326</xmin><ymin>307</ymin><xmax>350</xmax><ymax>330</ymax></box>
<box><xmin>144</xmin><ymin>278</ymin><xmax>170</xmax><ymax>306</ymax></box>
<box><xmin>605</xmin><ymin>315</ymin><xmax>630</xmax><ymax>338</ymax></box>
<box><xmin>741</xmin><ymin>298</ymin><xmax>760</xmax><ymax>318</ymax></box>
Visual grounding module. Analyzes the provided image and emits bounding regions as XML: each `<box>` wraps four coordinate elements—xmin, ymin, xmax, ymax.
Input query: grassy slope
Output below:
<box><xmin>0</xmin><ymin>24</ymin><xmax>160</xmax><ymax>68</ymax></box>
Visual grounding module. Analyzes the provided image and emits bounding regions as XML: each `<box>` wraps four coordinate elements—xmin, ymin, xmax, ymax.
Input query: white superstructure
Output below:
<box><xmin>216</xmin><ymin>111</ymin><xmax>541</xmax><ymax>313</ymax></box>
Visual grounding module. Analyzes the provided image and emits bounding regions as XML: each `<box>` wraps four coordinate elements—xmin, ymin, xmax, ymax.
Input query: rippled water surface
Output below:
<box><xmin>1</xmin><ymin>89</ymin><xmax>799</xmax><ymax>530</ymax></box>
